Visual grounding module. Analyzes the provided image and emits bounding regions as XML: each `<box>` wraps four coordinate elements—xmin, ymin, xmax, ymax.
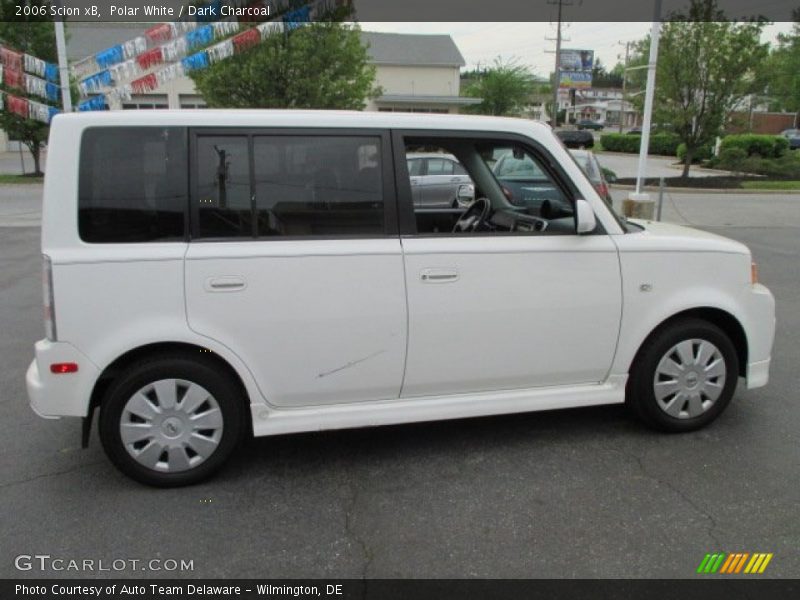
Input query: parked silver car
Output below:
<box><xmin>407</xmin><ymin>152</ymin><xmax>473</xmax><ymax>208</ymax></box>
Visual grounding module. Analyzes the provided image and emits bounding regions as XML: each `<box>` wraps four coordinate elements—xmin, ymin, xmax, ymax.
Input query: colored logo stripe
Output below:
<box><xmin>697</xmin><ymin>552</ymin><xmax>773</xmax><ymax>574</ymax></box>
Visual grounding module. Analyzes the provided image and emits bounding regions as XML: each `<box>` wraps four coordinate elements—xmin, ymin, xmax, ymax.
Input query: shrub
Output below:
<box><xmin>677</xmin><ymin>143</ymin><xmax>713</xmax><ymax>163</ymax></box>
<box><xmin>717</xmin><ymin>147</ymin><xmax>800</xmax><ymax>178</ymax></box>
<box><xmin>719</xmin><ymin>134</ymin><xmax>789</xmax><ymax>159</ymax></box>
<box><xmin>717</xmin><ymin>147</ymin><xmax>748</xmax><ymax>170</ymax></box>
<box><xmin>599</xmin><ymin>132</ymin><xmax>681</xmax><ymax>156</ymax></box>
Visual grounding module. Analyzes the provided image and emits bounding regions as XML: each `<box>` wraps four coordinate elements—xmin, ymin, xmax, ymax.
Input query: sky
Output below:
<box><xmin>361</xmin><ymin>22</ymin><xmax>795</xmax><ymax>77</ymax></box>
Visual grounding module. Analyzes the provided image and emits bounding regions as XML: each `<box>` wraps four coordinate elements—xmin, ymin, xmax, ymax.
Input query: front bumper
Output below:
<box><xmin>26</xmin><ymin>340</ymin><xmax>100</xmax><ymax>418</ymax></box>
<box><xmin>743</xmin><ymin>283</ymin><xmax>775</xmax><ymax>390</ymax></box>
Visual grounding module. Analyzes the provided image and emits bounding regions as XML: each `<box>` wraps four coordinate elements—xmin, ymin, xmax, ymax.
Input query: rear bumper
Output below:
<box><xmin>26</xmin><ymin>340</ymin><xmax>99</xmax><ymax>418</ymax></box>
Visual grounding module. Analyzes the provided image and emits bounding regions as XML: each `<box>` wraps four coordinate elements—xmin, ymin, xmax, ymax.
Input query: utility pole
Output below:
<box><xmin>635</xmin><ymin>0</ymin><xmax>663</xmax><ymax>197</ymax></box>
<box><xmin>546</xmin><ymin>0</ymin><xmax>570</xmax><ymax>128</ymax></box>
<box><xmin>52</xmin><ymin>0</ymin><xmax>72</xmax><ymax>112</ymax></box>
<box><xmin>619</xmin><ymin>41</ymin><xmax>630</xmax><ymax>133</ymax></box>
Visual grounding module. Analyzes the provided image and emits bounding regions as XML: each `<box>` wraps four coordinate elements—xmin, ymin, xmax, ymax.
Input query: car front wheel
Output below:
<box><xmin>98</xmin><ymin>355</ymin><xmax>244</xmax><ymax>487</ymax></box>
<box><xmin>627</xmin><ymin>318</ymin><xmax>739</xmax><ymax>432</ymax></box>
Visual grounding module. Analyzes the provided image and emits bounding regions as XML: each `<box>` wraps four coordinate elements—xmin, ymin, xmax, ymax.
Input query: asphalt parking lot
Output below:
<box><xmin>1</xmin><ymin>186</ymin><xmax>798</xmax><ymax>579</ymax></box>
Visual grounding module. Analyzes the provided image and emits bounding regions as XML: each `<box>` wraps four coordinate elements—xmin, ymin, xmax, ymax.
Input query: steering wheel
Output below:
<box><xmin>453</xmin><ymin>197</ymin><xmax>491</xmax><ymax>233</ymax></box>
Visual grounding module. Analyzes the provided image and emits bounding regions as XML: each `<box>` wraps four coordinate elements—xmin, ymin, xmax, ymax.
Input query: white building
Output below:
<box><xmin>558</xmin><ymin>87</ymin><xmax>640</xmax><ymax>128</ymax></box>
<box><xmin>66</xmin><ymin>25</ymin><xmax>477</xmax><ymax>113</ymax></box>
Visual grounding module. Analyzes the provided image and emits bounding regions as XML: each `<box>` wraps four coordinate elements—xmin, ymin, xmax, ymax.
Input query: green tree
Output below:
<box><xmin>592</xmin><ymin>59</ymin><xmax>623</xmax><ymax>88</ymax></box>
<box><xmin>640</xmin><ymin>0</ymin><xmax>768</xmax><ymax>175</ymax></box>
<box><xmin>765</xmin><ymin>9</ymin><xmax>800</xmax><ymax>123</ymax></box>
<box><xmin>0</xmin><ymin>0</ymin><xmax>57</xmax><ymax>176</ymax></box>
<box><xmin>463</xmin><ymin>58</ymin><xmax>535</xmax><ymax>116</ymax></box>
<box><xmin>190</xmin><ymin>22</ymin><xmax>379</xmax><ymax>110</ymax></box>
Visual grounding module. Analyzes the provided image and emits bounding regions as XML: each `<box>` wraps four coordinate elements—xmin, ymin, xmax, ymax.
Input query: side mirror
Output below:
<box><xmin>456</xmin><ymin>183</ymin><xmax>475</xmax><ymax>207</ymax></box>
<box><xmin>575</xmin><ymin>199</ymin><xmax>597</xmax><ymax>234</ymax></box>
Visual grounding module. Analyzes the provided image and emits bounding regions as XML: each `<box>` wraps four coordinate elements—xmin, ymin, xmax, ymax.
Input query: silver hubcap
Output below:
<box><xmin>654</xmin><ymin>339</ymin><xmax>726</xmax><ymax>419</ymax></box>
<box><xmin>120</xmin><ymin>379</ymin><xmax>223</xmax><ymax>472</ymax></box>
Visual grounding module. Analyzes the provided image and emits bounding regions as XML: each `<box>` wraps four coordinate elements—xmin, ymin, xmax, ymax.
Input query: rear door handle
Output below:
<box><xmin>420</xmin><ymin>268</ymin><xmax>459</xmax><ymax>283</ymax></box>
<box><xmin>205</xmin><ymin>276</ymin><xmax>247</xmax><ymax>292</ymax></box>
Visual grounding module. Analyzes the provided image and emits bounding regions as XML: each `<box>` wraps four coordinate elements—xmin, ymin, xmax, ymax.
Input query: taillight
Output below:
<box><xmin>501</xmin><ymin>186</ymin><xmax>514</xmax><ymax>202</ymax></box>
<box><xmin>595</xmin><ymin>183</ymin><xmax>609</xmax><ymax>198</ymax></box>
<box><xmin>43</xmin><ymin>254</ymin><xmax>57</xmax><ymax>341</ymax></box>
<box><xmin>50</xmin><ymin>363</ymin><xmax>78</xmax><ymax>374</ymax></box>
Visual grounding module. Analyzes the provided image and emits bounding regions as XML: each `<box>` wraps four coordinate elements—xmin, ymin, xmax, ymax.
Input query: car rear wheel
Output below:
<box><xmin>627</xmin><ymin>318</ymin><xmax>739</xmax><ymax>432</ymax></box>
<box><xmin>99</xmin><ymin>355</ymin><xmax>244</xmax><ymax>486</ymax></box>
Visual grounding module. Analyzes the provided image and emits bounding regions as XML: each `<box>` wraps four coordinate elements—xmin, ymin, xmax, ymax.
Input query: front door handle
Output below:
<box><xmin>420</xmin><ymin>268</ymin><xmax>459</xmax><ymax>283</ymax></box>
<box><xmin>205</xmin><ymin>276</ymin><xmax>247</xmax><ymax>292</ymax></box>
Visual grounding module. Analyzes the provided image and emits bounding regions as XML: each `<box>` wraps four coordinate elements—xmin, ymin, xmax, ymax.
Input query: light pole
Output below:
<box><xmin>635</xmin><ymin>6</ymin><xmax>662</xmax><ymax>196</ymax></box>
<box><xmin>623</xmin><ymin>0</ymin><xmax>662</xmax><ymax>219</ymax></box>
<box><xmin>618</xmin><ymin>41</ymin><xmax>629</xmax><ymax>134</ymax></box>
<box><xmin>52</xmin><ymin>0</ymin><xmax>72</xmax><ymax>112</ymax></box>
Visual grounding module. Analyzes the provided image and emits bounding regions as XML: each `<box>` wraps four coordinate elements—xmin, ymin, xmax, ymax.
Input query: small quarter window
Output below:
<box><xmin>78</xmin><ymin>127</ymin><xmax>187</xmax><ymax>243</ymax></box>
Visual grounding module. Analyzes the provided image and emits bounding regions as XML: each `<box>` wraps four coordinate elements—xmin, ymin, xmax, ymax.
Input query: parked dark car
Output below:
<box><xmin>781</xmin><ymin>129</ymin><xmax>800</xmax><ymax>150</ymax></box>
<box><xmin>569</xmin><ymin>149</ymin><xmax>614</xmax><ymax>205</ymax></box>
<box><xmin>491</xmin><ymin>150</ymin><xmax>569</xmax><ymax>217</ymax></box>
<box><xmin>555</xmin><ymin>129</ymin><xmax>594</xmax><ymax>149</ymax></box>
<box><xmin>576</xmin><ymin>119</ymin><xmax>604</xmax><ymax>131</ymax></box>
<box><xmin>627</xmin><ymin>127</ymin><xmax>643</xmax><ymax>135</ymax></box>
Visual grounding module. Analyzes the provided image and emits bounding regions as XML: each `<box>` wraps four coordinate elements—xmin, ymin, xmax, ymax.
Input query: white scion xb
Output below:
<box><xmin>27</xmin><ymin>110</ymin><xmax>775</xmax><ymax>486</ymax></box>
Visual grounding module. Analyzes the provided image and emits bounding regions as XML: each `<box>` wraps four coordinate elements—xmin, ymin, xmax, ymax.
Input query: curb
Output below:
<box><xmin>611</xmin><ymin>184</ymin><xmax>800</xmax><ymax>195</ymax></box>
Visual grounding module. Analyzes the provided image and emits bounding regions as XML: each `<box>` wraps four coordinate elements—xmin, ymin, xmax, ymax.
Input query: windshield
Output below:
<box><xmin>493</xmin><ymin>153</ymin><xmax>547</xmax><ymax>179</ymax></box>
<box><xmin>554</xmin><ymin>135</ymin><xmax>634</xmax><ymax>232</ymax></box>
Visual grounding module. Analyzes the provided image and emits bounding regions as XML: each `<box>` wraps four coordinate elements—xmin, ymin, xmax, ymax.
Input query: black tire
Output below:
<box><xmin>98</xmin><ymin>355</ymin><xmax>244</xmax><ymax>487</ymax></box>
<box><xmin>626</xmin><ymin>318</ymin><xmax>739</xmax><ymax>432</ymax></box>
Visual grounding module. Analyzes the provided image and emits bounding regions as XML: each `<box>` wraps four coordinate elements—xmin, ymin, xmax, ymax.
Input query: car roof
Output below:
<box><xmin>52</xmin><ymin>109</ymin><xmax>554</xmax><ymax>136</ymax></box>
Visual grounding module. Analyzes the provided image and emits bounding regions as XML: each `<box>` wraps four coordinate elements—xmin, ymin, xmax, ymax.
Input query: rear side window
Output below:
<box><xmin>78</xmin><ymin>127</ymin><xmax>187</xmax><ymax>243</ymax></box>
<box><xmin>195</xmin><ymin>134</ymin><xmax>384</xmax><ymax>239</ymax></box>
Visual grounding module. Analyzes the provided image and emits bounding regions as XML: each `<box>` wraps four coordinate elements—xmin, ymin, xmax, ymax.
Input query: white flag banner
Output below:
<box><xmin>212</xmin><ymin>21</ymin><xmax>240</xmax><ymax>38</ymax></box>
<box><xmin>24</xmin><ymin>73</ymin><xmax>48</xmax><ymax>99</ymax></box>
<box><xmin>257</xmin><ymin>20</ymin><xmax>285</xmax><ymax>39</ymax></box>
<box><xmin>28</xmin><ymin>99</ymin><xmax>51</xmax><ymax>123</ymax></box>
<box><xmin>162</xmin><ymin>37</ymin><xmax>188</xmax><ymax>63</ymax></box>
<box><xmin>123</xmin><ymin>37</ymin><xmax>148</xmax><ymax>60</ymax></box>
<box><xmin>155</xmin><ymin>61</ymin><xmax>185</xmax><ymax>87</ymax></box>
<box><xmin>108</xmin><ymin>58</ymin><xmax>140</xmax><ymax>83</ymax></box>
<box><xmin>207</xmin><ymin>39</ymin><xmax>234</xmax><ymax>64</ymax></box>
<box><xmin>24</xmin><ymin>54</ymin><xmax>46</xmax><ymax>77</ymax></box>
<box><xmin>108</xmin><ymin>83</ymin><xmax>133</xmax><ymax>103</ymax></box>
<box><xmin>0</xmin><ymin>91</ymin><xmax>4</xmax><ymax>112</ymax></box>
<box><xmin>174</xmin><ymin>22</ymin><xmax>198</xmax><ymax>37</ymax></box>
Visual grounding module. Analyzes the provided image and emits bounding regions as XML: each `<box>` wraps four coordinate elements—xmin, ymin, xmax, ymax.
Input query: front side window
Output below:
<box><xmin>195</xmin><ymin>134</ymin><xmax>385</xmax><ymax>239</ymax></box>
<box><xmin>402</xmin><ymin>137</ymin><xmax>576</xmax><ymax>236</ymax></box>
<box><xmin>78</xmin><ymin>127</ymin><xmax>187</xmax><ymax>243</ymax></box>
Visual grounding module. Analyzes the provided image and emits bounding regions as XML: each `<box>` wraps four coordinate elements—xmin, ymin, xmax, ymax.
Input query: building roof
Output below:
<box><xmin>376</xmin><ymin>94</ymin><xmax>481</xmax><ymax>106</ymax></box>
<box><xmin>65</xmin><ymin>24</ymin><xmax>466</xmax><ymax>68</ymax></box>
<box><xmin>360</xmin><ymin>32</ymin><xmax>465</xmax><ymax>67</ymax></box>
